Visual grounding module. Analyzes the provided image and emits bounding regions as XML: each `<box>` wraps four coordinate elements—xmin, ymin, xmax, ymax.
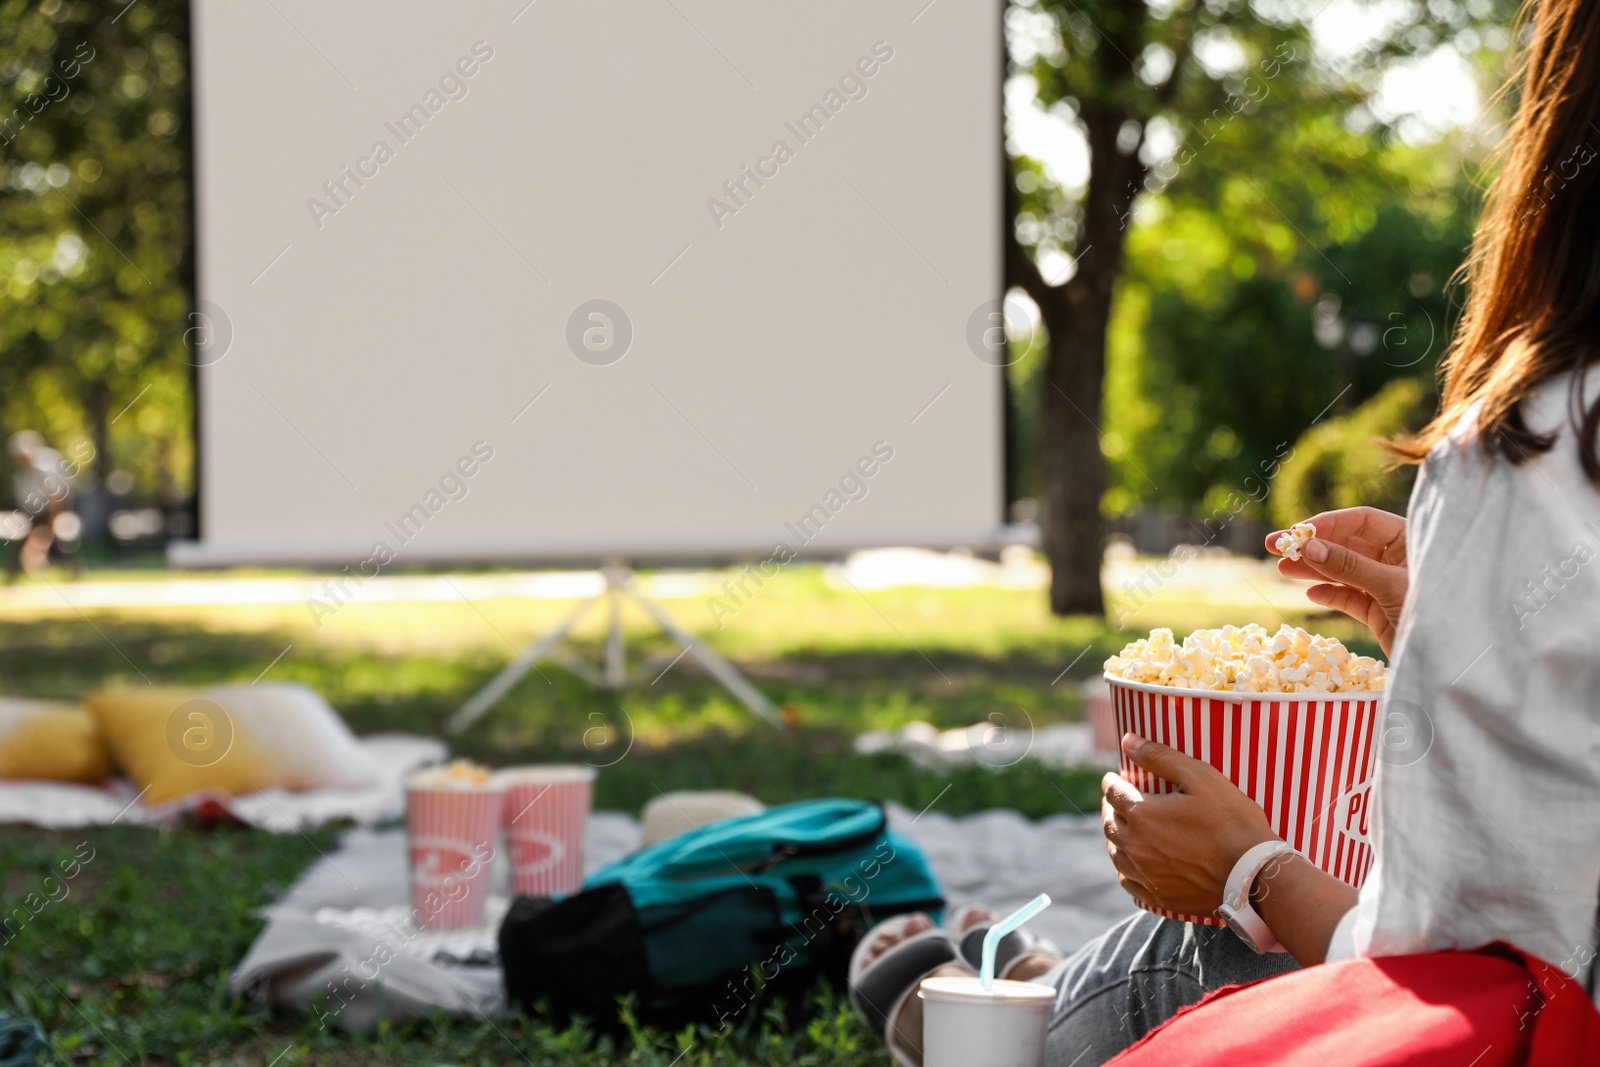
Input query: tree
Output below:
<box><xmin>1005</xmin><ymin>0</ymin><xmax>1511</xmax><ymax>615</ymax></box>
<box><xmin>0</xmin><ymin>0</ymin><xmax>194</xmax><ymax>504</ymax></box>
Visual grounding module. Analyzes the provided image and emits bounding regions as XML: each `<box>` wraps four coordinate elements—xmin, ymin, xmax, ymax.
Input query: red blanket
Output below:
<box><xmin>1107</xmin><ymin>945</ymin><xmax>1600</xmax><ymax>1067</ymax></box>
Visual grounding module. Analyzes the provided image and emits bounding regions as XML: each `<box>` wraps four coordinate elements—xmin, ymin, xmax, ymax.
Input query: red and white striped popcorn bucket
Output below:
<box><xmin>405</xmin><ymin>779</ymin><xmax>504</xmax><ymax>929</ymax></box>
<box><xmin>1106</xmin><ymin>675</ymin><xmax>1380</xmax><ymax>925</ymax></box>
<box><xmin>497</xmin><ymin>765</ymin><xmax>596</xmax><ymax>898</ymax></box>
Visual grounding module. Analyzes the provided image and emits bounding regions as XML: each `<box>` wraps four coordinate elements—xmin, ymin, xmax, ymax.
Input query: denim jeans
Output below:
<box><xmin>1042</xmin><ymin>911</ymin><xmax>1300</xmax><ymax>1067</ymax></box>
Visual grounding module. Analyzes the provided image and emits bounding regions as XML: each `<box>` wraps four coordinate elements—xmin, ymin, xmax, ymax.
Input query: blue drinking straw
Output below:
<box><xmin>980</xmin><ymin>893</ymin><xmax>1052</xmax><ymax>991</ymax></box>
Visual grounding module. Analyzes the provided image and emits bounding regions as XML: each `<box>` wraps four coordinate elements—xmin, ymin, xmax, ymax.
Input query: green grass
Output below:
<box><xmin>0</xmin><ymin>826</ymin><xmax>889</xmax><ymax>1066</ymax></box>
<box><xmin>0</xmin><ymin>562</ymin><xmax>1375</xmax><ymax>1064</ymax></box>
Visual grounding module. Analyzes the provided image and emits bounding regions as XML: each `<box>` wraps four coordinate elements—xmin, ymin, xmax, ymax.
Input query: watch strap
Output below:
<box><xmin>1219</xmin><ymin>840</ymin><xmax>1297</xmax><ymax>954</ymax></box>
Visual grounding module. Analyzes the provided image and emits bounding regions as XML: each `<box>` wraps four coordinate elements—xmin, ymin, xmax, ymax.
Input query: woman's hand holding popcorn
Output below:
<box><xmin>1267</xmin><ymin>507</ymin><xmax>1409</xmax><ymax>656</ymax></box>
<box><xmin>1101</xmin><ymin>734</ymin><xmax>1279</xmax><ymax>918</ymax></box>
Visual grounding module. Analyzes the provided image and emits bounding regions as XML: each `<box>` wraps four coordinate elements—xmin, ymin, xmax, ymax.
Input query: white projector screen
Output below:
<box><xmin>175</xmin><ymin>0</ymin><xmax>1007</xmax><ymax>567</ymax></box>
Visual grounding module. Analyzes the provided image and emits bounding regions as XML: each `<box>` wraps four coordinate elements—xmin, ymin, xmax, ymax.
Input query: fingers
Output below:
<box><xmin>1267</xmin><ymin>527</ymin><xmax>1388</xmax><ymax>565</ymax></box>
<box><xmin>1275</xmin><ymin>556</ymin><xmax>1324</xmax><ymax>581</ymax></box>
<box><xmin>1101</xmin><ymin>785</ymin><xmax>1155</xmax><ymax>884</ymax></box>
<box><xmin>1101</xmin><ymin>771</ymin><xmax>1141</xmax><ymax>815</ymax></box>
<box><xmin>1299</xmin><ymin>537</ymin><xmax>1408</xmax><ymax>604</ymax></box>
<box><xmin>1304</xmin><ymin>582</ymin><xmax>1377</xmax><ymax>622</ymax></box>
<box><xmin>1114</xmin><ymin>869</ymin><xmax>1154</xmax><ymax>907</ymax></box>
<box><xmin>1106</xmin><ymin>840</ymin><xmax>1143</xmax><ymax>882</ymax></box>
<box><xmin>1303</xmin><ymin>507</ymin><xmax>1407</xmax><ymax>547</ymax></box>
<box><xmin>1101</xmin><ymin>809</ymin><xmax>1154</xmax><ymax>905</ymax></box>
<box><xmin>1109</xmin><ymin>840</ymin><xmax>1156</xmax><ymax>906</ymax></box>
<box><xmin>1102</xmin><ymin>806</ymin><xmax>1161</xmax><ymax>899</ymax></box>
<box><xmin>1267</xmin><ymin>507</ymin><xmax>1407</xmax><ymax>558</ymax></box>
<box><xmin>1100</xmin><ymin>792</ymin><xmax>1139</xmax><ymax>845</ymax></box>
<box><xmin>1120</xmin><ymin>734</ymin><xmax>1214</xmax><ymax>793</ymax></box>
<box><xmin>1279</xmin><ymin>552</ymin><xmax>1390</xmax><ymax>586</ymax></box>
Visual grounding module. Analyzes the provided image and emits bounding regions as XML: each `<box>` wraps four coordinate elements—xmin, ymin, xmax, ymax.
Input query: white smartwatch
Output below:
<box><xmin>1217</xmin><ymin>840</ymin><xmax>1297</xmax><ymax>954</ymax></box>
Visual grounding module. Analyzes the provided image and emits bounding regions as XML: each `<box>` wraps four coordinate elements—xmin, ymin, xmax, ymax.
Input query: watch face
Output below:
<box><xmin>1219</xmin><ymin>906</ymin><xmax>1260</xmax><ymax>953</ymax></box>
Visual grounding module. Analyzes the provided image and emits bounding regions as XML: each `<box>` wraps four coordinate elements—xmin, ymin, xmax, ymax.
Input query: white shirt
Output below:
<box><xmin>1327</xmin><ymin>366</ymin><xmax>1600</xmax><ymax>993</ymax></box>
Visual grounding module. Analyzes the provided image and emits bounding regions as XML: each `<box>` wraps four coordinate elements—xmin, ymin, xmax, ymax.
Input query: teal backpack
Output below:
<box><xmin>499</xmin><ymin>798</ymin><xmax>944</xmax><ymax>1031</ymax></box>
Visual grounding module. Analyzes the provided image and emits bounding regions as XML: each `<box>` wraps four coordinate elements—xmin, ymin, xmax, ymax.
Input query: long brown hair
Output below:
<box><xmin>1394</xmin><ymin>0</ymin><xmax>1600</xmax><ymax>480</ymax></box>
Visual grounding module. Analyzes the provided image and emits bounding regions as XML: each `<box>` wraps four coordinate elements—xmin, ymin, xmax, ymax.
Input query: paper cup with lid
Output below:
<box><xmin>405</xmin><ymin>760</ymin><xmax>504</xmax><ymax>928</ymax></box>
<box><xmin>496</xmin><ymin>765</ymin><xmax>596</xmax><ymax>897</ymax></box>
<box><xmin>919</xmin><ymin>975</ymin><xmax>1054</xmax><ymax>1067</ymax></box>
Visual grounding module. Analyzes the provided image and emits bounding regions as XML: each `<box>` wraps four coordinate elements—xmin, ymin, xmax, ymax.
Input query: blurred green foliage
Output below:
<box><xmin>0</xmin><ymin>0</ymin><xmax>193</xmax><ymax>502</ymax></box>
<box><xmin>1001</xmin><ymin>0</ymin><xmax>1511</xmax><ymax>527</ymax></box>
<box><xmin>1103</xmin><ymin>138</ymin><xmax>1472</xmax><ymax>523</ymax></box>
<box><xmin>1269</xmin><ymin>375</ymin><xmax>1435</xmax><ymax>528</ymax></box>
<box><xmin>1009</xmin><ymin>132</ymin><xmax>1470</xmax><ymax>528</ymax></box>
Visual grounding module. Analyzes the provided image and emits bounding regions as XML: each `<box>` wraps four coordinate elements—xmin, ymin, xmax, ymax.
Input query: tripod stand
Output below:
<box><xmin>446</xmin><ymin>563</ymin><xmax>781</xmax><ymax>734</ymax></box>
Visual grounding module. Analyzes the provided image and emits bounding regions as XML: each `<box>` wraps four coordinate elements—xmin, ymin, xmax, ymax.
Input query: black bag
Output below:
<box><xmin>498</xmin><ymin>799</ymin><xmax>944</xmax><ymax>1032</ymax></box>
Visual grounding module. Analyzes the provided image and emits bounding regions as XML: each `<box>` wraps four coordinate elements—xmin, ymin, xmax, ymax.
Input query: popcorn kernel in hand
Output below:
<box><xmin>1274</xmin><ymin>521</ymin><xmax>1318</xmax><ymax>561</ymax></box>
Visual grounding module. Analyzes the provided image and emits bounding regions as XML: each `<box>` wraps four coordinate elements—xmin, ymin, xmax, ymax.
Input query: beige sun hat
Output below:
<box><xmin>639</xmin><ymin>790</ymin><xmax>764</xmax><ymax>847</ymax></box>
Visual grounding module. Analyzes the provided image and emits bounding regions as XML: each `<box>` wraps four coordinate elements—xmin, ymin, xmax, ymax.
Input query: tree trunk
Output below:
<box><xmin>86</xmin><ymin>376</ymin><xmax>110</xmax><ymax>487</ymax></box>
<box><xmin>1012</xmin><ymin>104</ymin><xmax>1144</xmax><ymax>616</ymax></box>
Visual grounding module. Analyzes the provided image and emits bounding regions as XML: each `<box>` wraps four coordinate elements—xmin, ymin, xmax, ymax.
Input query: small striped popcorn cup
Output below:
<box><xmin>1106</xmin><ymin>676</ymin><xmax>1380</xmax><ymax>925</ymax></box>
<box><xmin>497</xmin><ymin>765</ymin><xmax>596</xmax><ymax>898</ymax></box>
<box><xmin>1080</xmin><ymin>677</ymin><xmax>1118</xmax><ymax>754</ymax></box>
<box><xmin>406</xmin><ymin>761</ymin><xmax>504</xmax><ymax>929</ymax></box>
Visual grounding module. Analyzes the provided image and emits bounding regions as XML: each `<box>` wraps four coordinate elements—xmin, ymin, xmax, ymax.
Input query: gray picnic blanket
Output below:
<box><xmin>230</xmin><ymin>803</ymin><xmax>1134</xmax><ymax>1028</ymax></box>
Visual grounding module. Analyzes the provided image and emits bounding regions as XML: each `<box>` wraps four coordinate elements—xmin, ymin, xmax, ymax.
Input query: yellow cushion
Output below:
<box><xmin>84</xmin><ymin>684</ymin><xmax>376</xmax><ymax>805</ymax></box>
<box><xmin>0</xmin><ymin>699</ymin><xmax>112</xmax><ymax>783</ymax></box>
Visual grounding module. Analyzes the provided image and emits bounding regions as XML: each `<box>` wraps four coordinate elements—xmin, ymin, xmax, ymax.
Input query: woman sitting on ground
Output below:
<box><xmin>849</xmin><ymin>0</ymin><xmax>1600</xmax><ymax>1062</ymax></box>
